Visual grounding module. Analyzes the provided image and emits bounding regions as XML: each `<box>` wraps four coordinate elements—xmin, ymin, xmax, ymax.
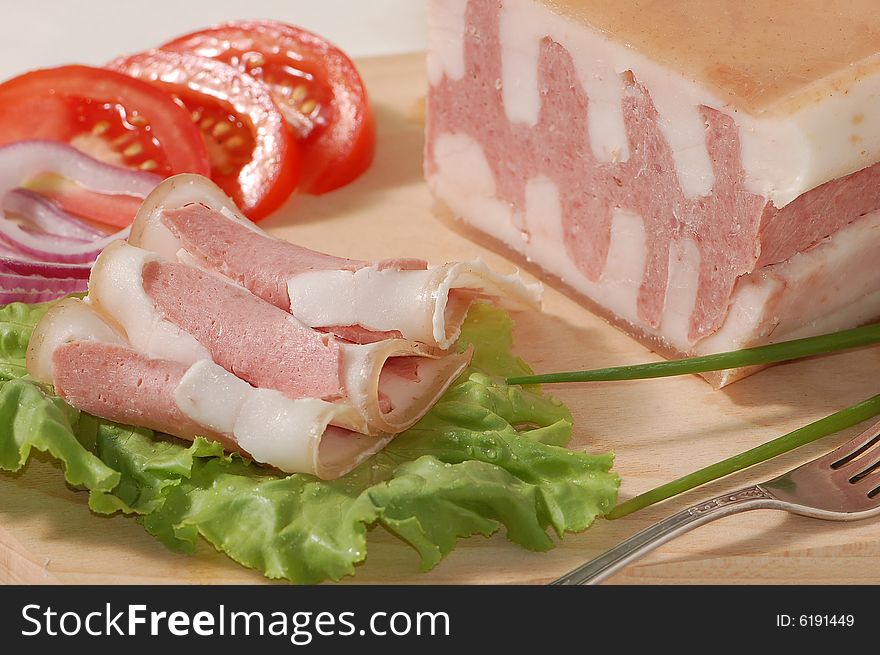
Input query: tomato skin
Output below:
<box><xmin>161</xmin><ymin>21</ymin><xmax>375</xmax><ymax>195</ymax></box>
<box><xmin>0</xmin><ymin>65</ymin><xmax>210</xmax><ymax>177</ymax></box>
<box><xmin>109</xmin><ymin>50</ymin><xmax>299</xmax><ymax>221</ymax></box>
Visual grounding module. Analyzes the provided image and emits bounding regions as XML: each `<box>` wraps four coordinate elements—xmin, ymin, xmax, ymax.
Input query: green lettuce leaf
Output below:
<box><xmin>0</xmin><ymin>300</ymin><xmax>619</xmax><ymax>583</ymax></box>
<box><xmin>0</xmin><ymin>301</ymin><xmax>51</xmax><ymax>382</ymax></box>
<box><xmin>0</xmin><ymin>378</ymin><xmax>120</xmax><ymax>492</ymax></box>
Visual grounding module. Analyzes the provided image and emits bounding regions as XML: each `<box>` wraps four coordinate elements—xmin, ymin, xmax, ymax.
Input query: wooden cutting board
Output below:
<box><xmin>3</xmin><ymin>53</ymin><xmax>880</xmax><ymax>585</ymax></box>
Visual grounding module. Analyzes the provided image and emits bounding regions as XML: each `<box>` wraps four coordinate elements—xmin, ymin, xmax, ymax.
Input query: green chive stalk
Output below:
<box><xmin>607</xmin><ymin>393</ymin><xmax>880</xmax><ymax>519</ymax></box>
<box><xmin>507</xmin><ymin>323</ymin><xmax>880</xmax><ymax>385</ymax></box>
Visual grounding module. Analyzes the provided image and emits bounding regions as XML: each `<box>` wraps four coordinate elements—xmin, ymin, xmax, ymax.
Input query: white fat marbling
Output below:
<box><xmin>659</xmin><ymin>238</ymin><xmax>701</xmax><ymax>350</ymax></box>
<box><xmin>601</xmin><ymin>208</ymin><xmax>648</xmax><ymax>322</ymax></box>
<box><xmin>288</xmin><ymin>268</ymin><xmax>438</xmax><ymax>344</ymax></box>
<box><xmin>580</xmin><ymin>68</ymin><xmax>631</xmax><ymax>164</ymax></box>
<box><xmin>87</xmin><ymin>241</ymin><xmax>211</xmax><ymax>365</ymax></box>
<box><xmin>431</xmin><ymin>132</ymin><xmax>880</xmax><ymax>362</ymax></box>
<box><xmin>737</xmin><ymin>80</ymin><xmax>880</xmax><ymax>206</ymax></box>
<box><xmin>497</xmin><ymin>0</ymin><xmax>711</xmax><ymax>195</ymax></box>
<box><xmin>172</xmin><ymin>357</ymin><xmax>371</xmax><ymax>478</ymax></box>
<box><xmin>426</xmin><ymin>0</ymin><xmax>469</xmax><ymax>86</ymax></box>
<box><xmin>174</xmin><ymin>359</ymin><xmax>252</xmax><ymax>434</ymax></box>
<box><xmin>432</xmin><ymin>133</ymin><xmax>650</xmax><ymax>328</ymax></box>
<box><xmin>287</xmin><ymin>260</ymin><xmax>539</xmax><ymax>349</ymax></box>
<box><xmin>500</xmin><ymin>1</ymin><xmax>631</xmax><ymax>164</ymax></box>
<box><xmin>26</xmin><ymin>298</ymin><xmax>127</xmax><ymax>384</ymax></box>
<box><xmin>428</xmin><ymin>0</ymin><xmax>880</xmax><ymax>206</ymax></box>
<box><xmin>498</xmin><ymin>10</ymin><xmax>542</xmax><ymax>127</ymax></box>
<box><xmin>232</xmin><ymin>391</ymin><xmax>337</xmax><ymax>475</ymax></box>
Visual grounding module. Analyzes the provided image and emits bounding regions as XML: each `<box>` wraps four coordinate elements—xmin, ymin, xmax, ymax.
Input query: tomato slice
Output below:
<box><xmin>24</xmin><ymin>174</ymin><xmax>145</xmax><ymax>230</ymax></box>
<box><xmin>0</xmin><ymin>65</ymin><xmax>210</xmax><ymax>226</ymax></box>
<box><xmin>109</xmin><ymin>50</ymin><xmax>299</xmax><ymax>220</ymax></box>
<box><xmin>0</xmin><ymin>65</ymin><xmax>209</xmax><ymax>176</ymax></box>
<box><xmin>161</xmin><ymin>21</ymin><xmax>375</xmax><ymax>195</ymax></box>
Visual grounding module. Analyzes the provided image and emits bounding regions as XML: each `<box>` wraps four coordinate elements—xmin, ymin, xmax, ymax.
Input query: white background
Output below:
<box><xmin>0</xmin><ymin>1</ymin><xmax>428</xmax><ymax>79</ymax></box>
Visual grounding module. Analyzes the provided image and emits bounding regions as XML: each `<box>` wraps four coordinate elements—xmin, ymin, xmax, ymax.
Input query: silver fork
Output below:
<box><xmin>553</xmin><ymin>418</ymin><xmax>880</xmax><ymax>585</ymax></box>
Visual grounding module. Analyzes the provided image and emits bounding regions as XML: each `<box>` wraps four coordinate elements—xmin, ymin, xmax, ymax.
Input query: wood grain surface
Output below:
<box><xmin>2</xmin><ymin>53</ymin><xmax>880</xmax><ymax>585</ymax></box>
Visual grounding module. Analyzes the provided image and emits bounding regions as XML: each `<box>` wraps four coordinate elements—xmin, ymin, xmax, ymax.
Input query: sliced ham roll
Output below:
<box><xmin>87</xmin><ymin>241</ymin><xmax>471</xmax><ymax>436</ymax></box>
<box><xmin>26</xmin><ymin>298</ymin><xmax>392</xmax><ymax>478</ymax></box>
<box><xmin>129</xmin><ymin>174</ymin><xmax>541</xmax><ymax>349</ymax></box>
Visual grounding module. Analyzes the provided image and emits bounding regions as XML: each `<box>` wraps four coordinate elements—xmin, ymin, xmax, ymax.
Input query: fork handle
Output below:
<box><xmin>552</xmin><ymin>485</ymin><xmax>780</xmax><ymax>585</ymax></box>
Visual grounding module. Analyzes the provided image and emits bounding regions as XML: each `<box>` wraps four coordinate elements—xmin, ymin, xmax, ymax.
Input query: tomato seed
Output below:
<box><xmin>212</xmin><ymin>122</ymin><xmax>232</xmax><ymax>137</ymax></box>
<box><xmin>224</xmin><ymin>135</ymin><xmax>246</xmax><ymax>151</ymax></box>
<box><xmin>91</xmin><ymin>121</ymin><xmax>110</xmax><ymax>136</ymax></box>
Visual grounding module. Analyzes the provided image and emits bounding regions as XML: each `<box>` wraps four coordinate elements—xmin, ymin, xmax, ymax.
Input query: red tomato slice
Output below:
<box><xmin>161</xmin><ymin>21</ymin><xmax>375</xmax><ymax>195</ymax></box>
<box><xmin>0</xmin><ymin>65</ymin><xmax>210</xmax><ymax>226</ymax></box>
<box><xmin>109</xmin><ymin>50</ymin><xmax>299</xmax><ymax>220</ymax></box>
<box><xmin>48</xmin><ymin>187</ymin><xmax>144</xmax><ymax>230</ymax></box>
<box><xmin>0</xmin><ymin>65</ymin><xmax>209</xmax><ymax>176</ymax></box>
<box><xmin>24</xmin><ymin>174</ymin><xmax>145</xmax><ymax>230</ymax></box>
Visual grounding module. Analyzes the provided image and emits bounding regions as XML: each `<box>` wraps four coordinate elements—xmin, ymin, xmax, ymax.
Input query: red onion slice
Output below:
<box><xmin>0</xmin><ymin>255</ymin><xmax>92</xmax><ymax>279</ymax></box>
<box><xmin>17</xmin><ymin>222</ymin><xmax>92</xmax><ymax>242</ymax></box>
<box><xmin>0</xmin><ymin>140</ymin><xmax>158</xmax><ymax>268</ymax></box>
<box><xmin>0</xmin><ymin>140</ymin><xmax>160</xmax><ymax>198</ymax></box>
<box><xmin>4</xmin><ymin>188</ymin><xmax>105</xmax><ymax>240</ymax></box>
<box><xmin>0</xmin><ymin>241</ymin><xmax>93</xmax><ymax>278</ymax></box>
<box><xmin>0</xmin><ymin>288</ymin><xmax>76</xmax><ymax>305</ymax></box>
<box><xmin>0</xmin><ymin>267</ymin><xmax>88</xmax><ymax>306</ymax></box>
<box><xmin>0</xmin><ymin>271</ymin><xmax>88</xmax><ymax>294</ymax></box>
<box><xmin>0</xmin><ymin>224</ymin><xmax>129</xmax><ymax>263</ymax></box>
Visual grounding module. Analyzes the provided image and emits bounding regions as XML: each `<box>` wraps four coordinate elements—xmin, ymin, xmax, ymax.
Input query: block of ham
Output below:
<box><xmin>128</xmin><ymin>174</ymin><xmax>541</xmax><ymax>349</ymax></box>
<box><xmin>26</xmin><ymin>298</ymin><xmax>395</xmax><ymax>479</ymax></box>
<box><xmin>86</xmin><ymin>240</ymin><xmax>471</xmax><ymax>437</ymax></box>
<box><xmin>425</xmin><ymin>0</ymin><xmax>880</xmax><ymax>385</ymax></box>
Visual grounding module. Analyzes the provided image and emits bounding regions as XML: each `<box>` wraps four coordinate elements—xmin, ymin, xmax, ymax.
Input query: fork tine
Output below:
<box><xmin>829</xmin><ymin>426</ymin><xmax>880</xmax><ymax>470</ymax></box>
<box><xmin>848</xmin><ymin>458</ymin><xmax>880</xmax><ymax>485</ymax></box>
<box><xmin>555</xmin><ymin>417</ymin><xmax>880</xmax><ymax>584</ymax></box>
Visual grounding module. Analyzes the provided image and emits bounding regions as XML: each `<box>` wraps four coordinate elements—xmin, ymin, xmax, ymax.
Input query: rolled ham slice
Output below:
<box><xmin>128</xmin><ymin>174</ymin><xmax>541</xmax><ymax>349</ymax></box>
<box><xmin>87</xmin><ymin>241</ymin><xmax>471</xmax><ymax>436</ymax></box>
<box><xmin>26</xmin><ymin>298</ymin><xmax>398</xmax><ymax>479</ymax></box>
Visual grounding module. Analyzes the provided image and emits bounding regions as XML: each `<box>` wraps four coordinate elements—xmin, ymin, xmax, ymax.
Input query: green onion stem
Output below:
<box><xmin>606</xmin><ymin>393</ymin><xmax>880</xmax><ymax>519</ymax></box>
<box><xmin>506</xmin><ymin>323</ymin><xmax>880</xmax><ymax>385</ymax></box>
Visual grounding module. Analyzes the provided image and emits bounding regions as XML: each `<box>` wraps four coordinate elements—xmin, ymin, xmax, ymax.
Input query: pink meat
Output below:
<box><xmin>426</xmin><ymin>1</ymin><xmax>880</xmax><ymax>341</ymax></box>
<box><xmin>52</xmin><ymin>341</ymin><xmax>221</xmax><ymax>442</ymax></box>
<box><xmin>380</xmin><ymin>356</ymin><xmax>421</xmax><ymax>382</ymax></box>
<box><xmin>377</xmin><ymin>258</ymin><xmax>428</xmax><ymax>271</ymax></box>
<box><xmin>756</xmin><ymin>164</ymin><xmax>880</xmax><ymax>267</ymax></box>
<box><xmin>160</xmin><ymin>205</ymin><xmax>429</xmax><ymax>345</ymax></box>
<box><xmin>377</xmin><ymin>357</ymin><xmax>425</xmax><ymax>414</ymax></box>
<box><xmin>317</xmin><ymin>325</ymin><xmax>422</xmax><ymax>382</ymax></box>
<box><xmin>142</xmin><ymin>260</ymin><xmax>344</xmax><ymax>401</ymax></box>
<box><xmin>162</xmin><ymin>204</ymin><xmax>365</xmax><ymax>309</ymax></box>
<box><xmin>321</xmin><ymin>325</ymin><xmax>404</xmax><ymax>344</ymax></box>
<box><xmin>161</xmin><ymin>204</ymin><xmax>429</xmax><ymax>310</ymax></box>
